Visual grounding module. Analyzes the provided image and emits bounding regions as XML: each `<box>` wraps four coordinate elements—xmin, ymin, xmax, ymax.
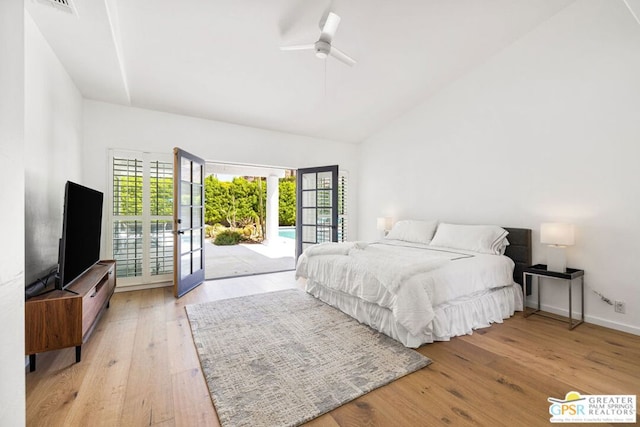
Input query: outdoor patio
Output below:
<box><xmin>204</xmin><ymin>236</ymin><xmax>295</xmax><ymax>280</ymax></box>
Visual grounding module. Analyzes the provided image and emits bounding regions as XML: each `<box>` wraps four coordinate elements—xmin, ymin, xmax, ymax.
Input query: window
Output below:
<box><xmin>108</xmin><ymin>151</ymin><xmax>173</xmax><ymax>286</ymax></box>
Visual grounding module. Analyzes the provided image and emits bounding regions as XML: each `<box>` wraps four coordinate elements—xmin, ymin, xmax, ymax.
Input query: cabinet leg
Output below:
<box><xmin>29</xmin><ymin>354</ymin><xmax>36</xmax><ymax>372</ymax></box>
<box><xmin>76</xmin><ymin>346</ymin><xmax>81</xmax><ymax>363</ymax></box>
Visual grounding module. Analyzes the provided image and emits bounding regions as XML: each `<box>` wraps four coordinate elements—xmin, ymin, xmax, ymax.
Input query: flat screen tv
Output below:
<box><xmin>57</xmin><ymin>181</ymin><xmax>104</xmax><ymax>290</ymax></box>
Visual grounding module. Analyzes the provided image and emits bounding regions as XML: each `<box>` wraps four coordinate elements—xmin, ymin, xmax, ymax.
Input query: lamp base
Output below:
<box><xmin>547</xmin><ymin>245</ymin><xmax>567</xmax><ymax>273</ymax></box>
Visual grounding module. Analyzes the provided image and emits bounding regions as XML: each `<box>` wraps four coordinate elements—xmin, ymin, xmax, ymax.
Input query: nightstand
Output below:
<box><xmin>523</xmin><ymin>264</ymin><xmax>584</xmax><ymax>329</ymax></box>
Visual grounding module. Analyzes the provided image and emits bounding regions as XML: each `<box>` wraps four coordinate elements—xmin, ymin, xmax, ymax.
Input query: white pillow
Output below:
<box><xmin>497</xmin><ymin>238</ymin><xmax>510</xmax><ymax>255</ymax></box>
<box><xmin>385</xmin><ymin>219</ymin><xmax>438</xmax><ymax>245</ymax></box>
<box><xmin>430</xmin><ymin>223</ymin><xmax>509</xmax><ymax>255</ymax></box>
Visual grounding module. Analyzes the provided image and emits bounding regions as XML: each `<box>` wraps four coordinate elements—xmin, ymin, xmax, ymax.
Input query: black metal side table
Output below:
<box><xmin>523</xmin><ymin>264</ymin><xmax>585</xmax><ymax>329</ymax></box>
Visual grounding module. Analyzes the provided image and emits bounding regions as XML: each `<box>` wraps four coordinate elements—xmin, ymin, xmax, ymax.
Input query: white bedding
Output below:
<box><xmin>296</xmin><ymin>239</ymin><xmax>521</xmax><ymax>347</ymax></box>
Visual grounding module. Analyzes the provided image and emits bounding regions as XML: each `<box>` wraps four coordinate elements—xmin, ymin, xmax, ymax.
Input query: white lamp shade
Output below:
<box><xmin>540</xmin><ymin>223</ymin><xmax>575</xmax><ymax>246</ymax></box>
<box><xmin>377</xmin><ymin>217</ymin><xmax>392</xmax><ymax>231</ymax></box>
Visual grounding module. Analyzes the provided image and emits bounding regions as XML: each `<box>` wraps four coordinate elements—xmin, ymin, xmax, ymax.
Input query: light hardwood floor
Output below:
<box><xmin>26</xmin><ymin>272</ymin><xmax>640</xmax><ymax>426</ymax></box>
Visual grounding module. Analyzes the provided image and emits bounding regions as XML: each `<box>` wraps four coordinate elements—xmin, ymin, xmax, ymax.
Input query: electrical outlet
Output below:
<box><xmin>614</xmin><ymin>301</ymin><xmax>626</xmax><ymax>314</ymax></box>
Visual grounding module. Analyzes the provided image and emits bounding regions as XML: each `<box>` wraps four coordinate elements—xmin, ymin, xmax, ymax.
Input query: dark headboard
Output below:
<box><xmin>503</xmin><ymin>227</ymin><xmax>532</xmax><ymax>286</ymax></box>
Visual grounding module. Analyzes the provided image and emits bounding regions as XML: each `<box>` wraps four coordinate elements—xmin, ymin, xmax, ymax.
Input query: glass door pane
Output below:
<box><xmin>296</xmin><ymin>165</ymin><xmax>339</xmax><ymax>258</ymax></box>
<box><xmin>173</xmin><ymin>147</ymin><xmax>206</xmax><ymax>298</ymax></box>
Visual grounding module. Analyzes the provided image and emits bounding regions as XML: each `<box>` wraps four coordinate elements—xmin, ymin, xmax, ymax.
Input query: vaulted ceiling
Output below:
<box><xmin>27</xmin><ymin>0</ymin><xmax>577</xmax><ymax>143</ymax></box>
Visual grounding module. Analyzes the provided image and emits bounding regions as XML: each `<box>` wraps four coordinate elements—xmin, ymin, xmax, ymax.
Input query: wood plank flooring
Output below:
<box><xmin>26</xmin><ymin>272</ymin><xmax>640</xmax><ymax>426</ymax></box>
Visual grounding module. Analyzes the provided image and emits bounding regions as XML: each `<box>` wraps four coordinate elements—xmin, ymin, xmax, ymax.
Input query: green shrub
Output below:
<box><xmin>214</xmin><ymin>229</ymin><xmax>243</xmax><ymax>246</ymax></box>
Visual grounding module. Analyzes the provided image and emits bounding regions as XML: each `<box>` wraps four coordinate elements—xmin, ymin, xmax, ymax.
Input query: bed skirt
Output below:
<box><xmin>304</xmin><ymin>279</ymin><xmax>523</xmax><ymax>348</ymax></box>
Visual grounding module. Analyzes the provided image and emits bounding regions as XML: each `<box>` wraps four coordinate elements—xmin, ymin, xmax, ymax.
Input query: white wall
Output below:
<box><xmin>24</xmin><ymin>13</ymin><xmax>84</xmax><ymax>284</ymax></box>
<box><xmin>0</xmin><ymin>1</ymin><xmax>26</xmax><ymax>425</ymax></box>
<box><xmin>82</xmin><ymin>100</ymin><xmax>359</xmax><ymax>258</ymax></box>
<box><xmin>357</xmin><ymin>0</ymin><xmax>640</xmax><ymax>334</ymax></box>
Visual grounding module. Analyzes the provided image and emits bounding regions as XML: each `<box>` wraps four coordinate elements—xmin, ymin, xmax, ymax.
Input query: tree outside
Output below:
<box><xmin>204</xmin><ymin>174</ymin><xmax>296</xmax><ymax>245</ymax></box>
<box><xmin>279</xmin><ymin>176</ymin><xmax>296</xmax><ymax>226</ymax></box>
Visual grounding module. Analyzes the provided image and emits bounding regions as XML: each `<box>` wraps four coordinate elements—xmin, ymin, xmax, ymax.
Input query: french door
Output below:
<box><xmin>173</xmin><ymin>148</ymin><xmax>206</xmax><ymax>297</ymax></box>
<box><xmin>296</xmin><ymin>165</ymin><xmax>339</xmax><ymax>258</ymax></box>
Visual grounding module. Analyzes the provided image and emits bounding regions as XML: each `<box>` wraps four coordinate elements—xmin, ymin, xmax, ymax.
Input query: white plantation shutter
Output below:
<box><xmin>112</xmin><ymin>157</ymin><xmax>143</xmax><ymax>278</ymax></box>
<box><xmin>108</xmin><ymin>151</ymin><xmax>173</xmax><ymax>286</ymax></box>
<box><xmin>149</xmin><ymin>160</ymin><xmax>174</xmax><ymax>276</ymax></box>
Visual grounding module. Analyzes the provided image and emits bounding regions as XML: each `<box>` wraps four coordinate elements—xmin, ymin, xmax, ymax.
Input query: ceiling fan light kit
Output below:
<box><xmin>281</xmin><ymin>11</ymin><xmax>356</xmax><ymax>66</ymax></box>
<box><xmin>314</xmin><ymin>41</ymin><xmax>330</xmax><ymax>59</ymax></box>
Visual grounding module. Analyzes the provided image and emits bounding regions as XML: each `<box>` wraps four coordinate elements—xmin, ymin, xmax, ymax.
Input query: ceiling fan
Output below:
<box><xmin>280</xmin><ymin>12</ymin><xmax>356</xmax><ymax>66</ymax></box>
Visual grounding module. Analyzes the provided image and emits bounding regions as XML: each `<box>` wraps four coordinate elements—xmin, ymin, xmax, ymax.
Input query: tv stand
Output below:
<box><xmin>34</xmin><ymin>286</ymin><xmax>78</xmax><ymax>298</ymax></box>
<box><xmin>25</xmin><ymin>260</ymin><xmax>116</xmax><ymax>372</ymax></box>
<box><xmin>37</xmin><ymin>286</ymin><xmax>79</xmax><ymax>297</ymax></box>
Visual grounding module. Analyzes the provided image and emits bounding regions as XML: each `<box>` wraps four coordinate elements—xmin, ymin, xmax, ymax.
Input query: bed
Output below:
<box><xmin>295</xmin><ymin>222</ymin><xmax>532</xmax><ymax>348</ymax></box>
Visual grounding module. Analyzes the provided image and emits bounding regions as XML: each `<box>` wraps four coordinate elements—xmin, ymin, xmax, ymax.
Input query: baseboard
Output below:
<box><xmin>584</xmin><ymin>315</ymin><xmax>640</xmax><ymax>336</ymax></box>
<box><xmin>114</xmin><ymin>281</ymin><xmax>171</xmax><ymax>293</ymax></box>
<box><xmin>525</xmin><ymin>300</ymin><xmax>639</xmax><ymax>336</ymax></box>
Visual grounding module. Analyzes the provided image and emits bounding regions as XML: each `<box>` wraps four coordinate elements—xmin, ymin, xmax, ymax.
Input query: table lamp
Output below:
<box><xmin>377</xmin><ymin>217</ymin><xmax>392</xmax><ymax>237</ymax></box>
<box><xmin>541</xmin><ymin>223</ymin><xmax>575</xmax><ymax>273</ymax></box>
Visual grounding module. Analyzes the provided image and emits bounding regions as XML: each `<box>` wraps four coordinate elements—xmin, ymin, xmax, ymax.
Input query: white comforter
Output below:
<box><xmin>296</xmin><ymin>239</ymin><xmax>515</xmax><ymax>337</ymax></box>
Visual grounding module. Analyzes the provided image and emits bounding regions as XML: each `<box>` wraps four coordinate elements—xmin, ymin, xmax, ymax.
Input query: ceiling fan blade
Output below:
<box><xmin>319</xmin><ymin>12</ymin><xmax>341</xmax><ymax>43</ymax></box>
<box><xmin>329</xmin><ymin>45</ymin><xmax>356</xmax><ymax>66</ymax></box>
<box><xmin>280</xmin><ymin>44</ymin><xmax>315</xmax><ymax>51</ymax></box>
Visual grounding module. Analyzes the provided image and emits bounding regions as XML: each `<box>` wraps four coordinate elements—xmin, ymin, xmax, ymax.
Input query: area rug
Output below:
<box><xmin>185</xmin><ymin>289</ymin><xmax>432</xmax><ymax>427</ymax></box>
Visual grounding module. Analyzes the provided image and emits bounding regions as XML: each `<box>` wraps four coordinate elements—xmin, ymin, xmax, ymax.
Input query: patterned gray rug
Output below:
<box><xmin>185</xmin><ymin>289</ymin><xmax>432</xmax><ymax>427</ymax></box>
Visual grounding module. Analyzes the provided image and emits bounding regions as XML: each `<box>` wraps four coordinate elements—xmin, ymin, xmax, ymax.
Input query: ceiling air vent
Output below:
<box><xmin>34</xmin><ymin>0</ymin><xmax>78</xmax><ymax>16</ymax></box>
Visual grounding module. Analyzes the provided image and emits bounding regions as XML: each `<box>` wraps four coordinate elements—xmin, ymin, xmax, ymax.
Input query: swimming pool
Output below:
<box><xmin>278</xmin><ymin>226</ymin><xmax>296</xmax><ymax>240</ymax></box>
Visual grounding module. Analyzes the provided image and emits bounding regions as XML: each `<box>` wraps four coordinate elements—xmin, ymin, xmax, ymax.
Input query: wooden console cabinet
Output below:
<box><xmin>25</xmin><ymin>260</ymin><xmax>116</xmax><ymax>372</ymax></box>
